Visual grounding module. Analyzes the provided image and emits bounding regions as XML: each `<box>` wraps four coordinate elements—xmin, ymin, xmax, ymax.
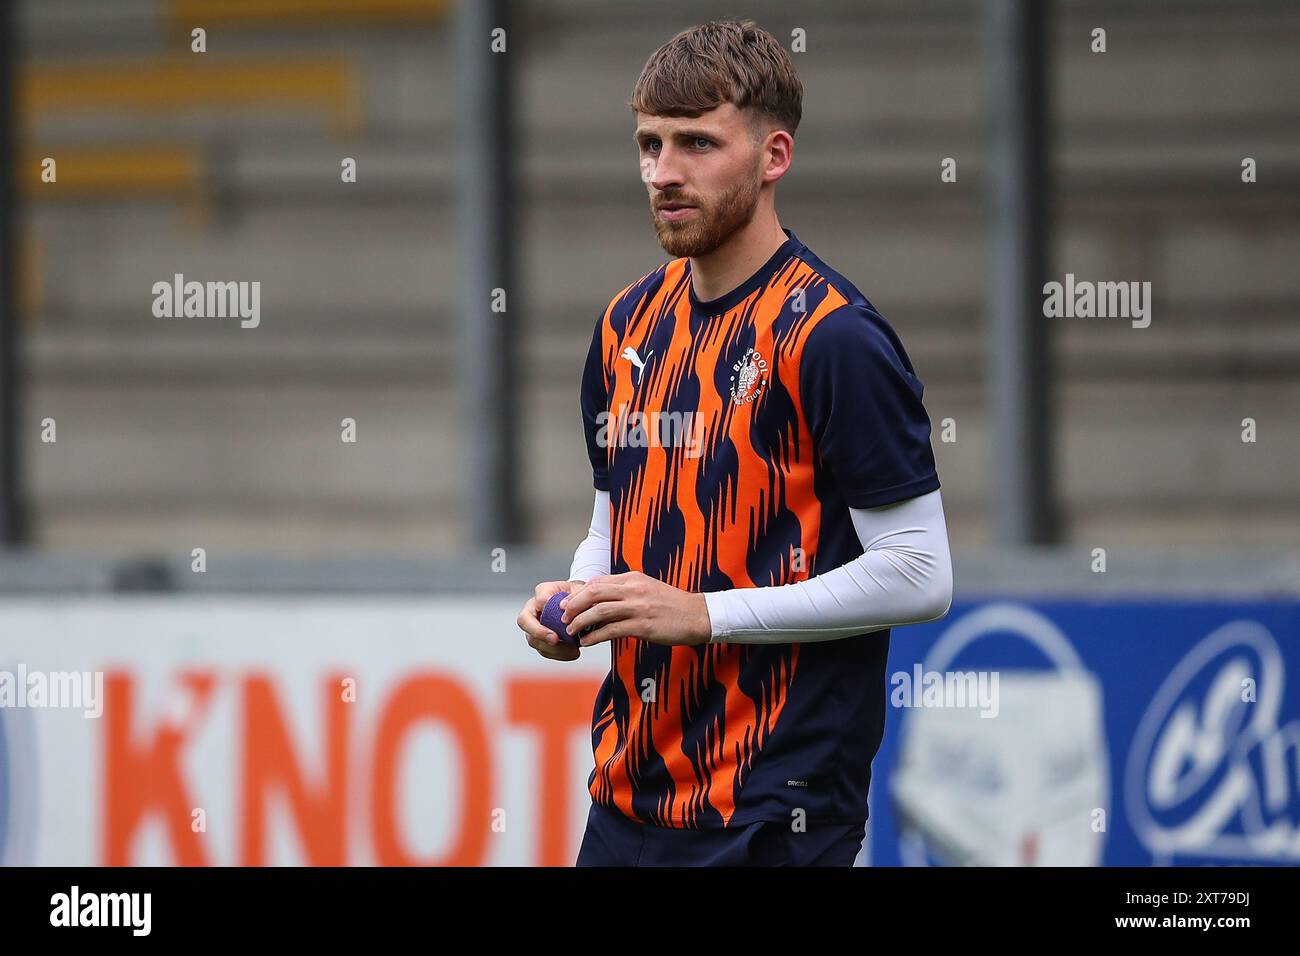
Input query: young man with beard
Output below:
<box><xmin>516</xmin><ymin>18</ymin><xmax>953</xmax><ymax>867</ymax></box>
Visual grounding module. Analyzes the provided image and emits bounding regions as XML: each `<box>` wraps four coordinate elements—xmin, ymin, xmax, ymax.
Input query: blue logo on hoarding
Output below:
<box><xmin>1125</xmin><ymin>620</ymin><xmax>1300</xmax><ymax>863</ymax></box>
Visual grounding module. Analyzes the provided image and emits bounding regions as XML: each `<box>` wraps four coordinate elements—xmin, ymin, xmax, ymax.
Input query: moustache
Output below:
<box><xmin>653</xmin><ymin>197</ymin><xmax>702</xmax><ymax>210</ymax></box>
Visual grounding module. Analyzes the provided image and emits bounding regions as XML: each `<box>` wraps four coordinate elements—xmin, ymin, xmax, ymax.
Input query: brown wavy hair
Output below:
<box><xmin>629</xmin><ymin>19</ymin><xmax>803</xmax><ymax>138</ymax></box>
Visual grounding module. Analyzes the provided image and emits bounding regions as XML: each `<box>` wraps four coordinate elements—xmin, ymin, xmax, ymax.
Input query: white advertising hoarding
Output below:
<box><xmin>0</xmin><ymin>597</ymin><xmax>606</xmax><ymax>867</ymax></box>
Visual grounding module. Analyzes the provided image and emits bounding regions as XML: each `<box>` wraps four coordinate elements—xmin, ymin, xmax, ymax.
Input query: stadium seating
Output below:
<box><xmin>18</xmin><ymin>0</ymin><xmax>1300</xmax><ymax>553</ymax></box>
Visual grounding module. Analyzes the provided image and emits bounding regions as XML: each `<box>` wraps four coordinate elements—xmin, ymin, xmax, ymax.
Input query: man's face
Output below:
<box><xmin>635</xmin><ymin>103</ymin><xmax>766</xmax><ymax>258</ymax></box>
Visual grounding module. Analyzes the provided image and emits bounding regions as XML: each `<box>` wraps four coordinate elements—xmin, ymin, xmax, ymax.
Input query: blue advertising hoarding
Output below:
<box><xmin>867</xmin><ymin>599</ymin><xmax>1300</xmax><ymax>866</ymax></box>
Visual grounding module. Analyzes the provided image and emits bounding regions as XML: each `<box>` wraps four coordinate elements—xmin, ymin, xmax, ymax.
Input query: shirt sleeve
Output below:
<box><xmin>568</xmin><ymin>489</ymin><xmax>612</xmax><ymax>583</ymax></box>
<box><xmin>703</xmin><ymin>488</ymin><xmax>953</xmax><ymax>644</ymax></box>
<box><xmin>799</xmin><ymin>304</ymin><xmax>940</xmax><ymax>508</ymax></box>
<box><xmin>579</xmin><ymin>317</ymin><xmax>611</xmax><ymax>491</ymax></box>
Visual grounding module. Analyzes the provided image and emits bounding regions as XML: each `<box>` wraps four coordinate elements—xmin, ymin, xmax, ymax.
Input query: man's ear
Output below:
<box><xmin>762</xmin><ymin>128</ymin><xmax>794</xmax><ymax>180</ymax></box>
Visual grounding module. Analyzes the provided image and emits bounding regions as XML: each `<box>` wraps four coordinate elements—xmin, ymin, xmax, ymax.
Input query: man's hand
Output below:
<box><xmin>517</xmin><ymin>579</ymin><xmax>587</xmax><ymax>662</ymax></box>
<box><xmin>559</xmin><ymin>572</ymin><xmax>712</xmax><ymax>648</ymax></box>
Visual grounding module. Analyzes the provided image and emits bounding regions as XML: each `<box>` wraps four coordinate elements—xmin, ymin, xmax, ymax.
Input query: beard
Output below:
<box><xmin>651</xmin><ymin>171</ymin><xmax>762</xmax><ymax>258</ymax></box>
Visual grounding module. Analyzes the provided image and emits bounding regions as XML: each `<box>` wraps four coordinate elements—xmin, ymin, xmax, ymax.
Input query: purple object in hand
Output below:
<box><xmin>540</xmin><ymin>592</ymin><xmax>592</xmax><ymax>646</ymax></box>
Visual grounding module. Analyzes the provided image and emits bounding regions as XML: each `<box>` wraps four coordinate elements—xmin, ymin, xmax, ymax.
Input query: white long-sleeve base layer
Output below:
<box><xmin>567</xmin><ymin>488</ymin><xmax>953</xmax><ymax>644</ymax></box>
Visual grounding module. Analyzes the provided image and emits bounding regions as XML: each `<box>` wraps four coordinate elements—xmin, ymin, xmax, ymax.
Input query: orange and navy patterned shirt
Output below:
<box><xmin>579</xmin><ymin>228</ymin><xmax>940</xmax><ymax>828</ymax></box>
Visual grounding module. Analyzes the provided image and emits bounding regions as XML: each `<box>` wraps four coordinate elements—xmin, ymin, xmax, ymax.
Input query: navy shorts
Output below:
<box><xmin>575</xmin><ymin>801</ymin><xmax>866</xmax><ymax>867</ymax></box>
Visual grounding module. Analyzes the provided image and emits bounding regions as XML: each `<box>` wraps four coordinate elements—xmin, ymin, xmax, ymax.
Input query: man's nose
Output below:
<box><xmin>648</xmin><ymin>146</ymin><xmax>685</xmax><ymax>192</ymax></box>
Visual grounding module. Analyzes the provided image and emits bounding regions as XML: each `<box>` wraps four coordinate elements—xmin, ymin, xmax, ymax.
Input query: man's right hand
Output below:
<box><xmin>517</xmin><ymin>579</ymin><xmax>586</xmax><ymax>662</ymax></box>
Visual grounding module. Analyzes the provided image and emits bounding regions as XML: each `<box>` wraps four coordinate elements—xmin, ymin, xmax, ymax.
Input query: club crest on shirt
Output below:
<box><xmin>729</xmin><ymin>347</ymin><xmax>768</xmax><ymax>405</ymax></box>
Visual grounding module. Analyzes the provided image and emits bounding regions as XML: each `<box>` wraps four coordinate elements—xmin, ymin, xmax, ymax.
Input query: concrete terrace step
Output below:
<box><xmin>21</xmin><ymin>306</ymin><xmax>1300</xmax><ymax>384</ymax></box>
<box><xmin>27</xmin><ymin>214</ymin><xmax>1300</xmax><ymax>322</ymax></box>
<box><xmin>24</xmin><ymin>377</ymin><xmax>1296</xmax><ymax>501</ymax></box>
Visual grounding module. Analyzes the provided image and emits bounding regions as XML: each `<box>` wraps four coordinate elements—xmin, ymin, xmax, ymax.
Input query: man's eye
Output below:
<box><xmin>694</xmin><ymin>138</ymin><xmax>712</xmax><ymax>149</ymax></box>
<box><xmin>645</xmin><ymin>140</ymin><xmax>661</xmax><ymax>153</ymax></box>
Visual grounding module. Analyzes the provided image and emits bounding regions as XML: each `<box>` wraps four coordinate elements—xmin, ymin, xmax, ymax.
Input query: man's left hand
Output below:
<box><xmin>560</xmin><ymin>572</ymin><xmax>712</xmax><ymax>648</ymax></box>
